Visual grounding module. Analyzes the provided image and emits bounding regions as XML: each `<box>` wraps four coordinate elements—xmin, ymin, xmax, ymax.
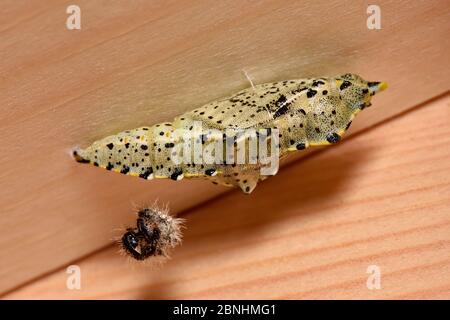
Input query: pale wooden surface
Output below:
<box><xmin>4</xmin><ymin>95</ymin><xmax>450</xmax><ymax>299</ymax></box>
<box><xmin>1</xmin><ymin>0</ymin><xmax>450</xmax><ymax>295</ymax></box>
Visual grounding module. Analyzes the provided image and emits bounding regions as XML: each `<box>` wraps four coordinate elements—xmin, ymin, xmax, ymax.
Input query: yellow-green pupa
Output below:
<box><xmin>74</xmin><ymin>73</ymin><xmax>387</xmax><ymax>193</ymax></box>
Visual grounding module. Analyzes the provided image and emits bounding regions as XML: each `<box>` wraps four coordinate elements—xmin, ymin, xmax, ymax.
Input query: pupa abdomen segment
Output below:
<box><xmin>74</xmin><ymin>73</ymin><xmax>387</xmax><ymax>193</ymax></box>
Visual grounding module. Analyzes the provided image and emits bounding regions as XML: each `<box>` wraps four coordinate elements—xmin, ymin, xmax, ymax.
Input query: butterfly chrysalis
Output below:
<box><xmin>74</xmin><ymin>73</ymin><xmax>387</xmax><ymax>194</ymax></box>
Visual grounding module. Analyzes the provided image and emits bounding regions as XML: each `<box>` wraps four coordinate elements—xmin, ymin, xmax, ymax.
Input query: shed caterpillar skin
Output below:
<box><xmin>120</xmin><ymin>206</ymin><xmax>183</xmax><ymax>261</ymax></box>
<box><xmin>74</xmin><ymin>73</ymin><xmax>387</xmax><ymax>193</ymax></box>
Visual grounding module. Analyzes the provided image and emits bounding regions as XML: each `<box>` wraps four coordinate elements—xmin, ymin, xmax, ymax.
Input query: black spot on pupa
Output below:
<box><xmin>200</xmin><ymin>134</ymin><xmax>208</xmax><ymax>145</ymax></box>
<box><xmin>276</xmin><ymin>94</ymin><xmax>287</xmax><ymax>105</ymax></box>
<box><xmin>368</xmin><ymin>81</ymin><xmax>381</xmax><ymax>88</ymax></box>
<box><xmin>106</xmin><ymin>163</ymin><xmax>114</xmax><ymax>170</ymax></box>
<box><xmin>296</xmin><ymin>143</ymin><xmax>306</xmax><ymax>150</ymax></box>
<box><xmin>140</xmin><ymin>145</ymin><xmax>148</xmax><ymax>150</ymax></box>
<box><xmin>121</xmin><ymin>166</ymin><xmax>130</xmax><ymax>174</ymax></box>
<box><xmin>139</xmin><ymin>168</ymin><xmax>153</xmax><ymax>179</ymax></box>
<box><xmin>307</xmin><ymin>89</ymin><xmax>317</xmax><ymax>98</ymax></box>
<box><xmin>340</xmin><ymin>81</ymin><xmax>352</xmax><ymax>90</ymax></box>
<box><xmin>170</xmin><ymin>169</ymin><xmax>183</xmax><ymax>181</ymax></box>
<box><xmin>165</xmin><ymin>142</ymin><xmax>175</xmax><ymax>148</ymax></box>
<box><xmin>312</xmin><ymin>80</ymin><xmax>325</xmax><ymax>87</ymax></box>
<box><xmin>346</xmin><ymin>121</ymin><xmax>353</xmax><ymax>130</ymax></box>
<box><xmin>73</xmin><ymin>151</ymin><xmax>90</xmax><ymax>163</ymax></box>
<box><xmin>205</xmin><ymin>169</ymin><xmax>216</xmax><ymax>176</ymax></box>
<box><xmin>274</xmin><ymin>105</ymin><xmax>289</xmax><ymax>118</ymax></box>
<box><xmin>299</xmin><ymin>109</ymin><xmax>306</xmax><ymax>115</ymax></box>
<box><xmin>125</xmin><ymin>143</ymin><xmax>130</xmax><ymax>149</ymax></box>
<box><xmin>326</xmin><ymin>132</ymin><xmax>341</xmax><ymax>144</ymax></box>
<box><xmin>106</xmin><ymin>143</ymin><xmax>114</xmax><ymax>150</ymax></box>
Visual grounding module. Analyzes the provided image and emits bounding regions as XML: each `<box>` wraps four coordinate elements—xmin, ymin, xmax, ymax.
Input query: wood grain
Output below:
<box><xmin>1</xmin><ymin>0</ymin><xmax>449</xmax><ymax>294</ymax></box>
<box><xmin>4</xmin><ymin>94</ymin><xmax>449</xmax><ymax>299</ymax></box>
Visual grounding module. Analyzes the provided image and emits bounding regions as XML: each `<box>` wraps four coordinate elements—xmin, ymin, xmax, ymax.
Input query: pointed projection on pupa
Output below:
<box><xmin>74</xmin><ymin>73</ymin><xmax>387</xmax><ymax>193</ymax></box>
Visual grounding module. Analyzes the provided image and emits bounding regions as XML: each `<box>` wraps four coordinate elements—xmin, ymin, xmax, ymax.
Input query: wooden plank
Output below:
<box><xmin>4</xmin><ymin>94</ymin><xmax>449</xmax><ymax>299</ymax></box>
<box><xmin>0</xmin><ymin>0</ymin><xmax>449</xmax><ymax>293</ymax></box>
